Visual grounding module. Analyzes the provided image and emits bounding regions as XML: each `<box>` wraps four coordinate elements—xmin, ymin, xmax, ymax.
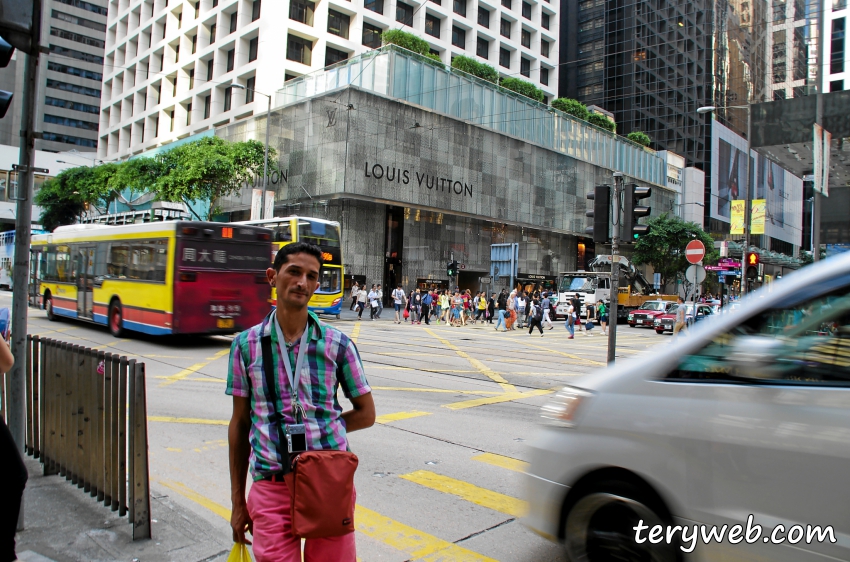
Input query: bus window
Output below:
<box><xmin>317</xmin><ymin>267</ymin><xmax>341</xmax><ymax>293</ymax></box>
<box><xmin>298</xmin><ymin>220</ymin><xmax>340</xmax><ymax>247</ymax></box>
<box><xmin>152</xmin><ymin>239</ymin><xmax>168</xmax><ymax>281</ymax></box>
<box><xmin>108</xmin><ymin>244</ymin><xmax>130</xmax><ymax>278</ymax></box>
<box><xmin>56</xmin><ymin>245</ymin><xmax>72</xmax><ymax>282</ymax></box>
<box><xmin>274</xmin><ymin>222</ymin><xmax>293</xmax><ymax>242</ymax></box>
<box><xmin>94</xmin><ymin>243</ymin><xmax>108</xmax><ymax>281</ymax></box>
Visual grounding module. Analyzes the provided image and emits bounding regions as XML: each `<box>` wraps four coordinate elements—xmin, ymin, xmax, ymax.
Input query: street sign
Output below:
<box><xmin>653</xmin><ymin>272</ymin><xmax>661</xmax><ymax>290</ymax></box>
<box><xmin>704</xmin><ymin>265</ymin><xmax>727</xmax><ymax>271</ymax></box>
<box><xmin>12</xmin><ymin>164</ymin><xmax>48</xmax><ymax>174</ymax></box>
<box><xmin>685</xmin><ymin>240</ymin><xmax>705</xmax><ymax>264</ymax></box>
<box><xmin>685</xmin><ymin>264</ymin><xmax>706</xmax><ymax>284</ymax></box>
<box><xmin>459</xmin><ymin>263</ymin><xmax>466</xmax><ymax>270</ymax></box>
<box><xmin>479</xmin><ymin>276</ymin><xmax>491</xmax><ymax>284</ymax></box>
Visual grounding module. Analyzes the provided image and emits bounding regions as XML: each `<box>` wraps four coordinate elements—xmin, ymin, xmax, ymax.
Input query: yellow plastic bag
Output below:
<box><xmin>226</xmin><ymin>543</ymin><xmax>253</xmax><ymax>562</ymax></box>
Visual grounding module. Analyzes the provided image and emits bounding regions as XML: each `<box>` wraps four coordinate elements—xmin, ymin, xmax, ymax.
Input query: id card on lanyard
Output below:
<box><xmin>274</xmin><ymin>315</ymin><xmax>310</xmax><ymax>453</ymax></box>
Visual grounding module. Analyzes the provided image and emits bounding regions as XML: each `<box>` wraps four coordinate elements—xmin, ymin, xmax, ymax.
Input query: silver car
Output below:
<box><xmin>525</xmin><ymin>252</ymin><xmax>850</xmax><ymax>561</ymax></box>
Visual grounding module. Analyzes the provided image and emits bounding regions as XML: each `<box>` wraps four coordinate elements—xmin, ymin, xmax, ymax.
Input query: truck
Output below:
<box><xmin>555</xmin><ymin>256</ymin><xmax>677</xmax><ymax>321</ymax></box>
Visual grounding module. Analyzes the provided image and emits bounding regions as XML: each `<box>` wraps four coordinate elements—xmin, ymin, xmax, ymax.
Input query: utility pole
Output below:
<box><xmin>9</xmin><ymin>0</ymin><xmax>42</xmax><ymax>531</ymax></box>
<box><xmin>608</xmin><ymin>173</ymin><xmax>623</xmax><ymax>364</ymax></box>
<box><xmin>813</xmin><ymin>3</ymin><xmax>826</xmax><ymax>262</ymax></box>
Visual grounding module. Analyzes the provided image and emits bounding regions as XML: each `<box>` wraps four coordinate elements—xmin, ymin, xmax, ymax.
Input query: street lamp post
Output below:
<box><xmin>232</xmin><ymin>83</ymin><xmax>272</xmax><ymax>219</ymax></box>
<box><xmin>697</xmin><ymin>103</ymin><xmax>751</xmax><ymax>294</ymax></box>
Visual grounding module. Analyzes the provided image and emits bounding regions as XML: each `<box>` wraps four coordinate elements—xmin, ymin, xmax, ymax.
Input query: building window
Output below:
<box><xmin>430</xmin><ymin>0</ymin><xmax>440</xmax><ymax>5</ymax></box>
<box><xmin>172</xmin><ymin>74</ymin><xmax>178</xmax><ymax>95</ymax></box>
<box><xmin>44</xmin><ymin>96</ymin><xmax>100</xmax><ymax>114</ymax></box>
<box><xmin>425</xmin><ymin>14</ymin><xmax>441</xmax><ymax>38</ymax></box>
<box><xmin>521</xmin><ymin>28</ymin><xmax>530</xmax><ymax>47</ymax></box>
<box><xmin>540</xmin><ymin>67</ymin><xmax>548</xmax><ymax>85</ymax></box>
<box><xmin>328</xmin><ymin>9</ymin><xmax>351</xmax><ymax>38</ymax></box>
<box><xmin>246</xmin><ymin>76</ymin><xmax>255</xmax><ymax>102</ymax></box>
<box><xmin>252</xmin><ymin>0</ymin><xmax>261</xmax><ymax>21</ymax></box>
<box><xmin>43</xmin><ymin>114</ymin><xmax>99</xmax><ymax>131</ymax></box>
<box><xmin>175</xmin><ymin>43</ymin><xmax>180</xmax><ymax>62</ymax></box>
<box><xmin>53</xmin><ymin>0</ymin><xmax>108</xmax><ymax>16</ymax></box>
<box><xmin>285</xmin><ymin>73</ymin><xmax>298</xmax><ymax>81</ymax></box>
<box><xmin>226</xmin><ymin>48</ymin><xmax>235</xmax><ymax>72</ymax></box>
<box><xmin>476</xmin><ymin>37</ymin><xmax>489</xmax><ymax>58</ymax></box>
<box><xmin>541</xmin><ymin>39</ymin><xmax>549</xmax><ymax>57</ymax></box>
<box><xmin>832</xmin><ymin>18</ymin><xmax>845</xmax><ymax>74</ymax></box>
<box><xmin>154</xmin><ymin>113</ymin><xmax>159</xmax><ymax>137</ymax></box>
<box><xmin>40</xmin><ymin>132</ymin><xmax>97</xmax><ymax>147</ymax></box>
<box><xmin>177</xmin><ymin>11</ymin><xmax>183</xmax><ymax>28</ymax></box>
<box><xmin>189</xmin><ymin>68</ymin><xmax>195</xmax><ymax>89</ymax></box>
<box><xmin>186</xmin><ymin>102</ymin><xmax>192</xmax><ymax>125</ymax></box>
<box><xmin>204</xmin><ymin>94</ymin><xmax>211</xmax><ymax>118</ymax></box>
<box><xmin>453</xmin><ymin>0</ymin><xmax>466</xmax><ymax>17</ymax></box>
<box><xmin>396</xmin><ymin>1</ymin><xmax>413</xmax><ymax>25</ymax></box>
<box><xmin>210</xmin><ymin>23</ymin><xmax>216</xmax><ymax>43</ymax></box>
<box><xmin>500</xmin><ymin>18</ymin><xmax>511</xmax><ymax>38</ymax></box>
<box><xmin>541</xmin><ymin>12</ymin><xmax>549</xmax><ymax>29</ymax></box>
<box><xmin>289</xmin><ymin>0</ymin><xmax>315</xmax><ymax>24</ymax></box>
<box><xmin>49</xmin><ymin>27</ymin><xmax>106</xmax><ymax>48</ymax></box>
<box><xmin>448</xmin><ymin>26</ymin><xmax>464</xmax><ymax>49</ymax></box>
<box><xmin>362</xmin><ymin>22</ymin><xmax>382</xmax><ymax>48</ymax></box>
<box><xmin>46</xmin><ymin>61</ymin><xmax>103</xmax><ymax>81</ymax></box>
<box><xmin>478</xmin><ymin>6</ymin><xmax>490</xmax><ymax>27</ymax></box>
<box><xmin>224</xmin><ymin>87</ymin><xmax>233</xmax><ymax>111</ymax></box>
<box><xmin>772</xmin><ymin>30</ymin><xmax>786</xmax><ymax>82</ymax></box>
<box><xmin>836</xmin><ymin>0</ymin><xmax>847</xmax><ymax>9</ymax></box>
<box><xmin>287</xmin><ymin>34</ymin><xmax>313</xmax><ymax>64</ymax></box>
<box><xmin>831</xmin><ymin>79</ymin><xmax>844</xmax><ymax>91</ymax></box>
<box><xmin>48</xmin><ymin>45</ymin><xmax>104</xmax><ymax>65</ymax></box>
<box><xmin>207</xmin><ymin>57</ymin><xmax>214</xmax><ymax>80</ymax></box>
<box><xmin>520</xmin><ymin>56</ymin><xmax>530</xmax><ymax>76</ymax></box>
<box><xmin>522</xmin><ymin>1</ymin><xmax>531</xmax><ymax>18</ymax></box>
<box><xmin>249</xmin><ymin>36</ymin><xmax>259</xmax><ymax>61</ymax></box>
<box><xmin>499</xmin><ymin>47</ymin><xmax>510</xmax><ymax>67</ymax></box>
<box><xmin>364</xmin><ymin>0</ymin><xmax>384</xmax><ymax>14</ymax></box>
<box><xmin>191</xmin><ymin>34</ymin><xmax>197</xmax><ymax>53</ymax></box>
<box><xmin>169</xmin><ymin>108</ymin><xmax>175</xmax><ymax>131</ymax></box>
<box><xmin>773</xmin><ymin>89</ymin><xmax>786</xmax><ymax>100</ymax></box>
<box><xmin>229</xmin><ymin>11</ymin><xmax>238</xmax><ymax>33</ymax></box>
<box><xmin>195</xmin><ymin>1</ymin><xmax>200</xmax><ymax>18</ymax></box>
<box><xmin>325</xmin><ymin>46</ymin><xmax>348</xmax><ymax>66</ymax></box>
<box><xmin>502</xmin><ymin>0</ymin><xmax>511</xmax><ymax>8</ymax></box>
<box><xmin>212</xmin><ymin>0</ymin><xmax>217</xmax><ymax>6</ymax></box>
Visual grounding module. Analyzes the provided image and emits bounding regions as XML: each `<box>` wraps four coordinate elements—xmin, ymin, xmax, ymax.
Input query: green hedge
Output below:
<box><xmin>499</xmin><ymin>77</ymin><xmax>545</xmax><ymax>103</ymax></box>
<box><xmin>627</xmin><ymin>131</ymin><xmax>651</xmax><ymax>147</ymax></box>
<box><xmin>551</xmin><ymin>98</ymin><xmax>589</xmax><ymax>121</ymax></box>
<box><xmin>381</xmin><ymin>29</ymin><xmax>431</xmax><ymax>56</ymax></box>
<box><xmin>588</xmin><ymin>112</ymin><xmax>616</xmax><ymax>132</ymax></box>
<box><xmin>451</xmin><ymin>55</ymin><xmax>498</xmax><ymax>83</ymax></box>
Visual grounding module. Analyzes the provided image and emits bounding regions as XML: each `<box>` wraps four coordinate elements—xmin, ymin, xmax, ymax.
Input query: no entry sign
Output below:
<box><xmin>685</xmin><ymin>240</ymin><xmax>706</xmax><ymax>264</ymax></box>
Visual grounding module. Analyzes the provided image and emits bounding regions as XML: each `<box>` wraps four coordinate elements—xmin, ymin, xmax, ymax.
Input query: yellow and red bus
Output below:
<box><xmin>237</xmin><ymin>216</ymin><xmax>344</xmax><ymax>318</ymax></box>
<box><xmin>30</xmin><ymin>221</ymin><xmax>272</xmax><ymax>336</ymax></box>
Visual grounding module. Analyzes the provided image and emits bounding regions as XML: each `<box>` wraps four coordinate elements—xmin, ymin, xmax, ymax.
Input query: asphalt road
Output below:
<box><xmin>13</xmin><ymin>292</ymin><xmax>668</xmax><ymax>562</ymax></box>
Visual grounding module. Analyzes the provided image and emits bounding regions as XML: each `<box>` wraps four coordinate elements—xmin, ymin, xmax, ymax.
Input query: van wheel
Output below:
<box><xmin>45</xmin><ymin>295</ymin><xmax>57</xmax><ymax>321</ymax></box>
<box><xmin>655</xmin><ymin>329</ymin><xmax>664</xmax><ymax>335</ymax></box>
<box><xmin>109</xmin><ymin>301</ymin><xmax>125</xmax><ymax>337</ymax></box>
<box><xmin>563</xmin><ymin>480</ymin><xmax>679</xmax><ymax>562</ymax></box>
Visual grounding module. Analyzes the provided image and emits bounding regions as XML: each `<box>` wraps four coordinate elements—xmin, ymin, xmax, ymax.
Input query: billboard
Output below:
<box><xmin>711</xmin><ymin>121</ymin><xmax>803</xmax><ymax>247</ymax></box>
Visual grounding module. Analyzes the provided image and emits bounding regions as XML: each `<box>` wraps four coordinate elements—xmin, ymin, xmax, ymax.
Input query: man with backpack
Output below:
<box><xmin>541</xmin><ymin>292</ymin><xmax>554</xmax><ymax>330</ymax></box>
<box><xmin>527</xmin><ymin>297</ymin><xmax>544</xmax><ymax>336</ymax></box>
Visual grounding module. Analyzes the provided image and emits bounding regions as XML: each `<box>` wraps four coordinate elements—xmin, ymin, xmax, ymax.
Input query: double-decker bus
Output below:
<box><xmin>30</xmin><ymin>221</ymin><xmax>272</xmax><ymax>337</ymax></box>
<box><xmin>237</xmin><ymin>216</ymin><xmax>343</xmax><ymax>318</ymax></box>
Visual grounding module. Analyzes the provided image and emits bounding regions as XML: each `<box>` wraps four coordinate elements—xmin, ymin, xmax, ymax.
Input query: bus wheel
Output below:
<box><xmin>336</xmin><ymin>314</ymin><xmax>341</xmax><ymax>319</ymax></box>
<box><xmin>109</xmin><ymin>301</ymin><xmax>125</xmax><ymax>337</ymax></box>
<box><xmin>45</xmin><ymin>295</ymin><xmax>57</xmax><ymax>321</ymax></box>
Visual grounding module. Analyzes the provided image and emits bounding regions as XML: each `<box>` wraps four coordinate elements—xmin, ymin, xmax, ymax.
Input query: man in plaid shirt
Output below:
<box><xmin>227</xmin><ymin>242</ymin><xmax>375</xmax><ymax>562</ymax></box>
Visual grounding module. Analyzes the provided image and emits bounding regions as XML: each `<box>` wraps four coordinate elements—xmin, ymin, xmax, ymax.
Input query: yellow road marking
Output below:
<box><xmin>400</xmin><ymin>470</ymin><xmax>526</xmax><ymax>517</ymax></box>
<box><xmin>149</xmin><ymin>416</ymin><xmax>229</xmax><ymax>426</ymax></box>
<box><xmin>424</xmin><ymin>328</ymin><xmax>517</xmax><ymax>393</ymax></box>
<box><xmin>165</xmin><ymin>447</ymin><xmax>182</xmax><ymax>452</ymax></box>
<box><xmin>156</xmin><ymin>479</ymin><xmax>231</xmax><ymax>520</ymax></box>
<box><xmin>515</xmin><ymin>339</ymin><xmax>606</xmax><ymax>366</ymax></box>
<box><xmin>205</xmin><ymin>348</ymin><xmax>231</xmax><ymax>361</ymax></box>
<box><xmin>376</xmin><ymin>410</ymin><xmax>432</xmax><ymax>424</ymax></box>
<box><xmin>351</xmin><ymin>322</ymin><xmax>361</xmax><ymax>344</ymax></box>
<box><xmin>472</xmin><ymin>453</ymin><xmax>529</xmax><ymax>473</ymax></box>
<box><xmin>154</xmin><ymin>376</ymin><xmax>226</xmax><ymax>383</ymax></box>
<box><xmin>159</xmin><ymin>362</ymin><xmax>209</xmax><ymax>387</ymax></box>
<box><xmin>443</xmin><ymin>389</ymin><xmax>555</xmax><ymax>410</ymax></box>
<box><xmin>355</xmin><ymin>504</ymin><xmax>496</xmax><ymax>562</ymax></box>
<box><xmin>90</xmin><ymin>339</ymin><xmax>131</xmax><ymax>350</ymax></box>
<box><xmin>366</xmin><ymin>365</ymin><xmax>482</xmax><ymax>373</ymax></box>
<box><xmin>374</xmin><ymin>352</ymin><xmax>455</xmax><ymax>357</ymax></box>
<box><xmin>371</xmin><ymin>386</ymin><xmax>503</xmax><ymax>395</ymax></box>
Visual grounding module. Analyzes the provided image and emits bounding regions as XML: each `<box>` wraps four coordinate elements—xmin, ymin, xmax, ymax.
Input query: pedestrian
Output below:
<box><xmin>421</xmin><ymin>289</ymin><xmax>433</xmax><ymax>325</ymax></box>
<box><xmin>368</xmin><ymin>284</ymin><xmax>379</xmax><ymax>321</ymax></box>
<box><xmin>0</xmin><ymin>334</ymin><xmax>26</xmax><ymax>562</ymax></box>
<box><xmin>494</xmin><ymin>300</ymin><xmax>507</xmax><ymax>332</ymax></box>
<box><xmin>227</xmin><ymin>242</ymin><xmax>375</xmax><ymax>562</ymax></box>
<box><xmin>571</xmin><ymin>294</ymin><xmax>584</xmax><ymax>334</ymax></box>
<box><xmin>597</xmin><ymin>299</ymin><xmax>608</xmax><ymax>335</ymax></box>
<box><xmin>434</xmin><ymin>290</ymin><xmax>443</xmax><ymax>324</ymax></box>
<box><xmin>487</xmin><ymin>293</ymin><xmax>496</xmax><ymax>323</ymax></box>
<box><xmin>411</xmin><ymin>289</ymin><xmax>422</xmax><ymax>324</ymax></box>
<box><xmin>527</xmin><ymin>297</ymin><xmax>544</xmax><ymax>336</ymax></box>
<box><xmin>673</xmin><ymin>297</ymin><xmax>686</xmax><ymax>338</ymax></box>
<box><xmin>541</xmin><ymin>292</ymin><xmax>554</xmax><ymax>330</ymax></box>
<box><xmin>356</xmin><ymin>284</ymin><xmax>368</xmax><ymax>319</ymax></box>
<box><xmin>451</xmin><ymin>290</ymin><xmax>463</xmax><ymax>327</ymax></box>
<box><xmin>440</xmin><ymin>290</ymin><xmax>451</xmax><ymax>325</ymax></box>
<box><xmin>375</xmin><ymin>284</ymin><xmax>384</xmax><ymax>318</ymax></box>
<box><xmin>516</xmin><ymin>292</ymin><xmax>527</xmax><ymax>329</ymax></box>
<box><xmin>476</xmin><ymin>292</ymin><xmax>487</xmax><ymax>322</ymax></box>
<box><xmin>565</xmin><ymin>300</ymin><xmax>575</xmax><ymax>339</ymax></box>
<box><xmin>392</xmin><ymin>284</ymin><xmax>405</xmax><ymax>324</ymax></box>
<box><xmin>349</xmin><ymin>282</ymin><xmax>359</xmax><ymax>311</ymax></box>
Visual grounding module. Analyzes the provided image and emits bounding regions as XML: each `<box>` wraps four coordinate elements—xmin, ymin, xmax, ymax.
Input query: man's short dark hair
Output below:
<box><xmin>273</xmin><ymin>242</ymin><xmax>323</xmax><ymax>271</ymax></box>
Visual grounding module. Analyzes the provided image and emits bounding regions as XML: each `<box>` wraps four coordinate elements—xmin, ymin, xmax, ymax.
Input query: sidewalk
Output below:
<box><xmin>15</xmin><ymin>457</ymin><xmax>233</xmax><ymax>562</ymax></box>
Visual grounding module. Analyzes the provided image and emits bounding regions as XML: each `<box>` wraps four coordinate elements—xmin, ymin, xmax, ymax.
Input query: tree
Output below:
<box><xmin>35</xmin><ymin>165</ymin><xmax>118</xmax><ymax>230</ymax></box>
<box><xmin>499</xmin><ymin>77</ymin><xmax>545</xmax><ymax>103</ymax></box>
<box><xmin>587</xmin><ymin>112</ymin><xmax>616</xmax><ymax>133</ymax></box>
<box><xmin>451</xmin><ymin>55</ymin><xmax>498</xmax><ymax>83</ymax></box>
<box><xmin>631</xmin><ymin>213</ymin><xmax>718</xmax><ymax>290</ymax></box>
<box><xmin>151</xmin><ymin>136</ymin><xmax>273</xmax><ymax>219</ymax></box>
<box><xmin>551</xmin><ymin>98</ymin><xmax>589</xmax><ymax>121</ymax></box>
<box><xmin>627</xmin><ymin>131</ymin><xmax>651</xmax><ymax>147</ymax></box>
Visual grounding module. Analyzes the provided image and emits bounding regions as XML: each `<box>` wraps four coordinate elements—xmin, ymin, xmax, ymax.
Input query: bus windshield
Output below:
<box><xmin>560</xmin><ymin>276</ymin><xmax>590</xmax><ymax>293</ymax></box>
<box><xmin>298</xmin><ymin>220</ymin><xmax>341</xmax><ymax>248</ymax></box>
<box><xmin>317</xmin><ymin>267</ymin><xmax>341</xmax><ymax>294</ymax></box>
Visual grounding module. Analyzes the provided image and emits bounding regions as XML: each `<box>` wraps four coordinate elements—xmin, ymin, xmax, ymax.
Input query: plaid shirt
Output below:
<box><xmin>226</xmin><ymin>310</ymin><xmax>371</xmax><ymax>481</ymax></box>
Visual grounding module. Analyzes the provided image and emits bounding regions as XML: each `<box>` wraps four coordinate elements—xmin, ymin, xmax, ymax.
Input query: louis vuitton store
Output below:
<box><xmin>216</xmin><ymin>47</ymin><xmax>675</xmax><ymax>291</ymax></box>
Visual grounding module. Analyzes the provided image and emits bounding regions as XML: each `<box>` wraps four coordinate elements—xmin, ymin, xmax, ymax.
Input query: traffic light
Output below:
<box><xmin>585</xmin><ymin>185</ymin><xmax>610</xmax><ymax>244</ymax></box>
<box><xmin>746</xmin><ymin>252</ymin><xmax>759</xmax><ymax>267</ymax></box>
<box><xmin>0</xmin><ymin>37</ymin><xmax>13</xmax><ymax>118</ymax></box>
<box><xmin>622</xmin><ymin>183</ymin><xmax>652</xmax><ymax>241</ymax></box>
<box><xmin>447</xmin><ymin>261</ymin><xmax>458</xmax><ymax>277</ymax></box>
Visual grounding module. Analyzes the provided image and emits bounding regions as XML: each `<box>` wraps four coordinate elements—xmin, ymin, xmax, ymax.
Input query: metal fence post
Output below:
<box><xmin>58</xmin><ymin>341</ymin><xmax>69</xmax><ymax>479</ymax></box>
<box><xmin>74</xmin><ymin>344</ymin><xmax>85</xmax><ymax>489</ymax></box>
<box><xmin>130</xmin><ymin>360</ymin><xmax>151</xmax><ymax>540</ymax></box>
<box><xmin>102</xmin><ymin>351</ymin><xmax>112</xmax><ymax>508</ymax></box>
<box><xmin>110</xmin><ymin>353</ymin><xmax>120</xmax><ymax>512</ymax></box>
<box><xmin>118</xmin><ymin>356</ymin><xmax>128</xmax><ymax>517</ymax></box>
<box><xmin>32</xmin><ymin>335</ymin><xmax>41</xmax><ymax>458</ymax></box>
<box><xmin>25</xmin><ymin>335</ymin><xmax>33</xmax><ymax>455</ymax></box>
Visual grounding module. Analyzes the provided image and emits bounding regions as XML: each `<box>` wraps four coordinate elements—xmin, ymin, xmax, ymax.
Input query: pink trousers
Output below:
<box><xmin>247</xmin><ymin>479</ymin><xmax>356</xmax><ymax>562</ymax></box>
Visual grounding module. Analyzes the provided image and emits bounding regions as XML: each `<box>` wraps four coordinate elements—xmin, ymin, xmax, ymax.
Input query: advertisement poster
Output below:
<box><xmin>814</xmin><ymin>123</ymin><xmax>823</xmax><ymax>196</ymax></box>
<box><xmin>751</xmin><ymin>199</ymin><xmax>766</xmax><ymax>234</ymax></box>
<box><xmin>730</xmin><ymin>200</ymin><xmax>745</xmax><ymax>234</ymax></box>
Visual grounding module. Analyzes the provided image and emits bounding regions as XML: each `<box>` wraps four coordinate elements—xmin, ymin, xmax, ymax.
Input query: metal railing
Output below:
<box><xmin>21</xmin><ymin>335</ymin><xmax>151</xmax><ymax>540</ymax></box>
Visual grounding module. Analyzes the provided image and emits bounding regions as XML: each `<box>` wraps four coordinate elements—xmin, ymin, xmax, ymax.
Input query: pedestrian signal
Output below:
<box><xmin>585</xmin><ymin>185</ymin><xmax>610</xmax><ymax>244</ymax></box>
